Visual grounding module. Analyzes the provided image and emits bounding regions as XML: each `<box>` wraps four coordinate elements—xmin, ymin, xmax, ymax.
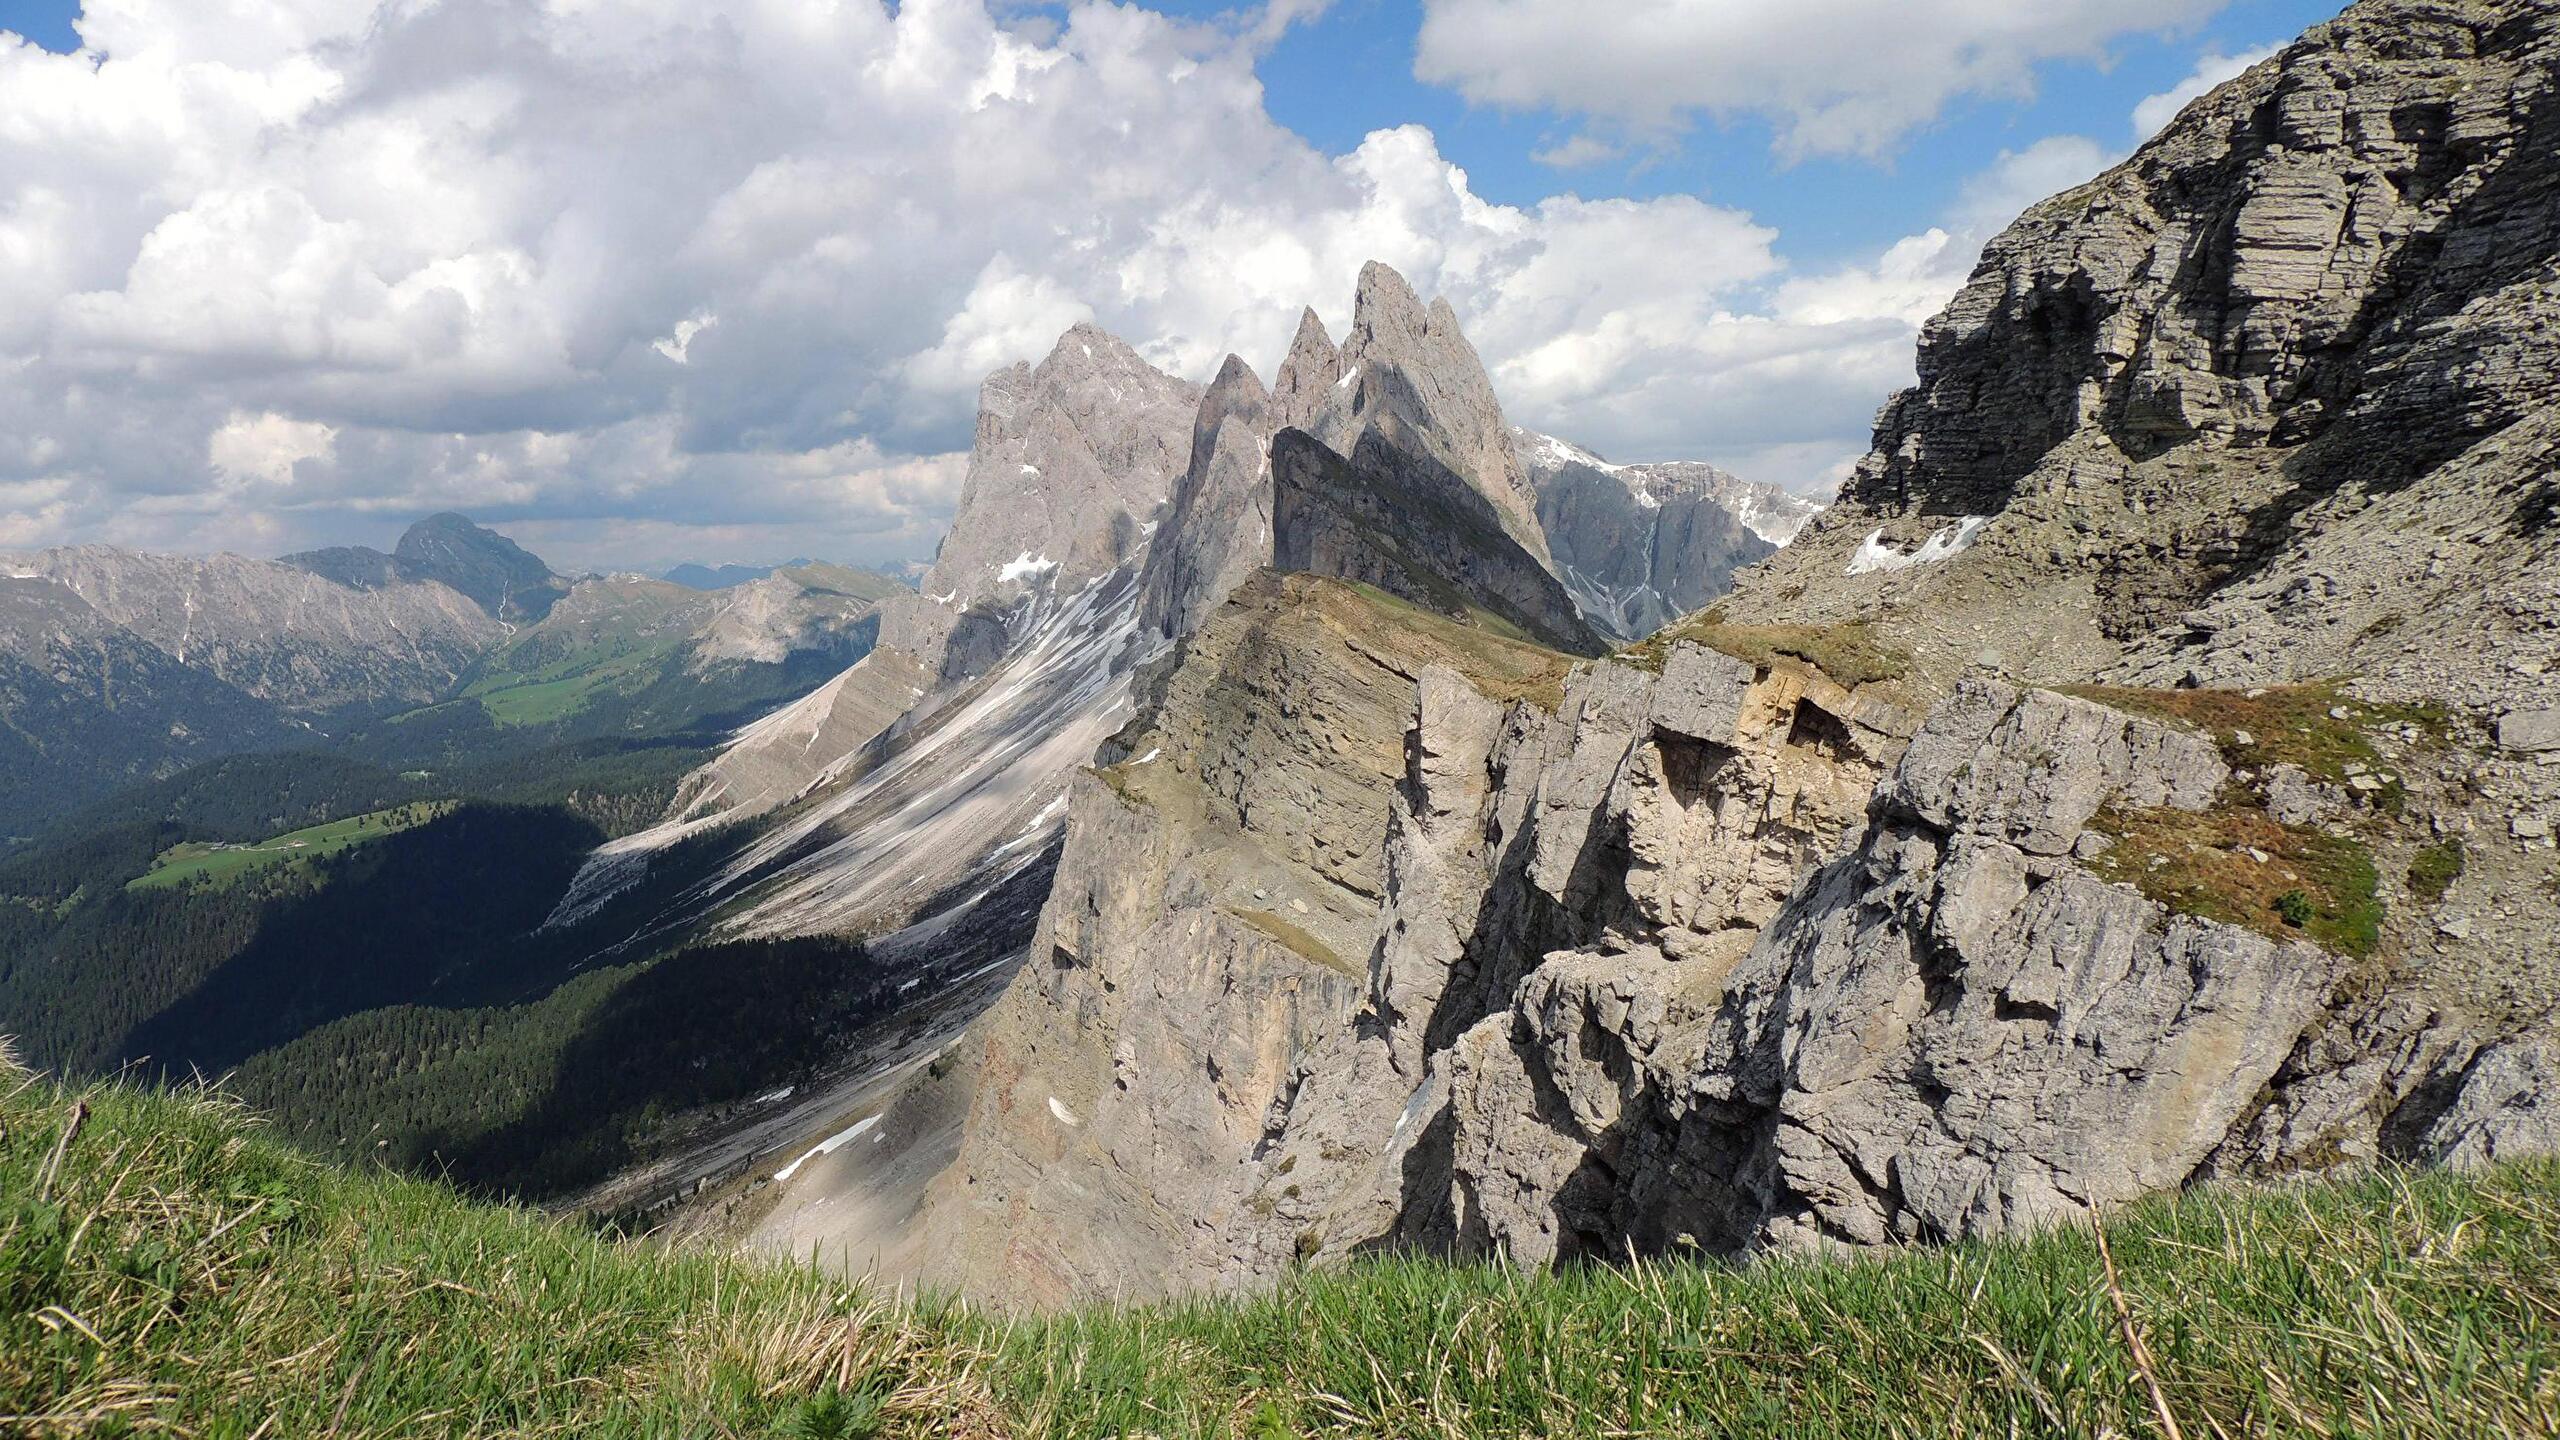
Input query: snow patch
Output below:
<box><xmin>1846</xmin><ymin>517</ymin><xmax>1991</xmax><ymax>576</ymax></box>
<box><xmin>1131</xmin><ymin>747</ymin><xmax>1161</xmax><ymax>765</ymax></box>
<box><xmin>772</xmin><ymin>1113</ymin><xmax>882</xmax><ymax>1183</ymax></box>
<box><xmin>1336</xmin><ymin>365</ymin><xmax>1359</xmax><ymax>389</ymax></box>
<box><xmin>1048</xmin><ymin>1096</ymin><xmax>1081</xmax><ymax>1127</ymax></box>
<box><xmin>997</xmin><ymin>552</ymin><xmax>1058</xmax><ymax>585</ymax></box>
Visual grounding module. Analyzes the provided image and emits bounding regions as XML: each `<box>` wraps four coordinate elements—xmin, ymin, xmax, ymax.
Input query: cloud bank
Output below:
<box><xmin>0</xmin><ymin>0</ymin><xmax>2172</xmax><ymax>570</ymax></box>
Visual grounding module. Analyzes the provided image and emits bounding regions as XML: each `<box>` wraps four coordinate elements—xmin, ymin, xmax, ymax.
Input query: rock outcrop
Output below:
<box><xmin>909</xmin><ymin>574</ymin><xmax>1573</xmax><ymax>1303</ymax></box>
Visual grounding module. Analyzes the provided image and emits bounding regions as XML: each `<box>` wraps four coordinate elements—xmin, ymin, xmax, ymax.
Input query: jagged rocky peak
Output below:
<box><xmin>1138</xmin><ymin>352</ymin><xmax>1278</xmax><ymax>640</ymax></box>
<box><xmin>1270</xmin><ymin>306</ymin><xmax>1343</xmax><ymax>428</ymax></box>
<box><xmin>1737</xmin><ymin>0</ymin><xmax>2560</xmax><ymax>710</ymax></box>
<box><xmin>923</xmin><ymin>321</ymin><xmax>1200</xmax><ymax>605</ymax></box>
<box><xmin>754</xmin><ymin>0</ymin><xmax>2560</xmax><ymax>1312</ymax></box>
<box><xmin>884</xmin><ymin>320</ymin><xmax>1201</xmax><ymax>674</ymax></box>
<box><xmin>1142</xmin><ymin>261</ymin><xmax>1599</xmax><ymax>651</ymax></box>
<box><xmin>1513</xmin><ymin>427</ymin><xmax>1825</xmax><ymax>642</ymax></box>
<box><xmin>1308</xmin><ymin>262</ymin><xmax>1550</xmax><ymax>570</ymax></box>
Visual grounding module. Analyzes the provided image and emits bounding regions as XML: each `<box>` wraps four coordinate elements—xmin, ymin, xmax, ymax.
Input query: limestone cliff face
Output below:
<box><xmin>1139</xmin><ymin>266</ymin><xmax>1605</xmax><ymax>651</ymax></box>
<box><xmin>1270</xmin><ymin>428</ymin><xmax>1598</xmax><ymax>655</ymax></box>
<box><xmin>1138</xmin><ymin>355</ymin><xmax>1277</xmax><ymax>643</ymax></box>
<box><xmin>1738</xmin><ymin>0</ymin><xmax>2560</xmax><ymax>709</ymax></box>
<box><xmin>916</xmin><ymin>574</ymin><xmax>1574</xmax><ymax>1303</ymax></box>
<box><xmin>884</xmin><ymin>323</ymin><xmax>1200</xmax><ymax>678</ymax></box>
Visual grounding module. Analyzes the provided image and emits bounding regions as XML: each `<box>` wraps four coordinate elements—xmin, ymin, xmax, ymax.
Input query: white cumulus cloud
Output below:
<box><xmin>2134</xmin><ymin>45</ymin><xmax>2278</xmax><ymax>137</ymax></box>
<box><xmin>0</xmin><ymin>0</ymin><xmax>2150</xmax><ymax>568</ymax></box>
<box><xmin>1413</xmin><ymin>0</ymin><xmax>2229</xmax><ymax>158</ymax></box>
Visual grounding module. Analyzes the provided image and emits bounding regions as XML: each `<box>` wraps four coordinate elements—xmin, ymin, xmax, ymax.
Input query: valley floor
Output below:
<box><xmin>5</xmin><ymin>1054</ymin><xmax>2556</xmax><ymax>1438</ymax></box>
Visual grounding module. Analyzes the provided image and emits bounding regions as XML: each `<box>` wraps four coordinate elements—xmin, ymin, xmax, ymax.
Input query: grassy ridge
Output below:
<box><xmin>4</xmin><ymin>1056</ymin><xmax>2557</xmax><ymax>1437</ymax></box>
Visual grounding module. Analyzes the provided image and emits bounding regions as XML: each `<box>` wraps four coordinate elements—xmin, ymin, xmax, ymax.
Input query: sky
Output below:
<box><xmin>0</xmin><ymin>0</ymin><xmax>2344</xmax><ymax>574</ymax></box>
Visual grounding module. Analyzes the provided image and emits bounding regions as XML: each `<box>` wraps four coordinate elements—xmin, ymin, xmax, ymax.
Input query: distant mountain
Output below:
<box><xmin>664</xmin><ymin>561</ymin><xmax>781</xmax><ymax>590</ymax></box>
<box><xmin>285</xmin><ymin>512</ymin><xmax>571</xmax><ymax>624</ymax></box>
<box><xmin>0</xmin><ymin>544</ymin><xmax>501</xmax><ymax>721</ymax></box>
<box><xmin>1514</xmin><ymin>428</ymin><xmax>1824</xmax><ymax>640</ymax></box>
<box><xmin>0</xmin><ymin>576</ymin><xmax>301</xmax><ymax>817</ymax></box>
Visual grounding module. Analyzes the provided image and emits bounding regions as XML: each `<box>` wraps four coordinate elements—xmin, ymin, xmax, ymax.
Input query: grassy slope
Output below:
<box><xmin>5</xmin><ymin>1058</ymin><xmax>2557</xmax><ymax>1438</ymax></box>
<box><xmin>126</xmin><ymin>803</ymin><xmax>453</xmax><ymax>892</ymax></box>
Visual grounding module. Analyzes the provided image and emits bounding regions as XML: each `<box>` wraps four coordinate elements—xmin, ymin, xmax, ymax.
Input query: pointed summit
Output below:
<box><xmin>883</xmin><ymin>319</ymin><xmax>1202</xmax><ymax>675</ymax></box>
<box><xmin>1139</xmin><ymin>354</ymin><xmax>1277</xmax><ymax>639</ymax></box>
<box><xmin>1305</xmin><ymin>262</ymin><xmax>1550</xmax><ymax>568</ymax></box>
<box><xmin>1271</xmin><ymin>308</ymin><xmax>1341</xmax><ymax>428</ymax></box>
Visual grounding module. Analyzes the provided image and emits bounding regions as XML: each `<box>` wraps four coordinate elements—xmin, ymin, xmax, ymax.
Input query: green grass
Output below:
<box><xmin>2085</xmin><ymin>801</ymin><xmax>2387</xmax><ymax>958</ymax></box>
<box><xmin>125</xmin><ymin>803</ymin><xmax>454</xmax><ymax>892</ymax></box>
<box><xmin>2410</xmin><ymin>839</ymin><xmax>2468</xmax><ymax>906</ymax></box>
<box><xmin>6</xmin><ymin>1053</ymin><xmax>2559</xmax><ymax>1437</ymax></box>
<box><xmin>466</xmin><ymin>639</ymin><xmax>687</xmax><ymax>727</ymax></box>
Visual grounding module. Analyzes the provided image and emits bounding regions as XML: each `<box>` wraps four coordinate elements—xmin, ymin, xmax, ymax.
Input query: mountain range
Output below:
<box><xmin>0</xmin><ymin>517</ymin><xmax>911</xmax><ymax>819</ymax></box>
<box><xmin>2</xmin><ymin>0</ymin><xmax>2551</xmax><ymax>1330</ymax></box>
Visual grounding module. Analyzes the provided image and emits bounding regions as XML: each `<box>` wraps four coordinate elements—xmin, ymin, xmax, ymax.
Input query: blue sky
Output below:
<box><xmin>0</xmin><ymin>0</ymin><xmax>2348</xmax><ymax>569</ymax></box>
<box><xmin>1117</xmin><ymin>0</ymin><xmax>2343</xmax><ymax>264</ymax></box>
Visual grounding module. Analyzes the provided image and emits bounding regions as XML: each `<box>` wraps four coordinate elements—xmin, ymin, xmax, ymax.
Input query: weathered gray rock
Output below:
<box><xmin>1271</xmin><ymin>428</ymin><xmax>1598</xmax><ymax>654</ymax></box>
<box><xmin>0</xmin><ymin>576</ymin><xmax>299</xmax><ymax>813</ymax></box>
<box><xmin>2420</xmin><ymin>1032</ymin><xmax>2560</xmax><ymax>1169</ymax></box>
<box><xmin>1139</xmin><ymin>354</ymin><xmax>1277</xmax><ymax>641</ymax></box>
<box><xmin>2500</xmin><ymin>710</ymin><xmax>2560</xmax><ymax>753</ymax></box>
<box><xmin>1270</xmin><ymin>307</ymin><xmax>1343</xmax><ymax>430</ymax></box>
<box><xmin>1298</xmin><ymin>263</ymin><xmax>1552</xmax><ymax>572</ymax></box>
<box><xmin>884</xmin><ymin>322</ymin><xmax>1200</xmax><ymax>675</ymax></box>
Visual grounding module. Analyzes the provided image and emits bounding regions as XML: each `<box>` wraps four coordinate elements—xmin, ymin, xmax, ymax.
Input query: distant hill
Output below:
<box><xmin>285</xmin><ymin>512</ymin><xmax>572</xmax><ymax>624</ymax></box>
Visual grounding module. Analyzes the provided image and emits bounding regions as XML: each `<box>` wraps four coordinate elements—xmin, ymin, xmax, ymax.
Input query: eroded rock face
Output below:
<box><xmin>1732</xmin><ymin>0</ymin><xmax>2560</xmax><ymax>722</ymax></box>
<box><xmin>919</xmin><ymin>574</ymin><xmax>1573</xmax><ymax>1303</ymax></box>
<box><xmin>885</xmin><ymin>323</ymin><xmax>1200</xmax><ymax>677</ymax></box>
<box><xmin>1308</xmin><ymin>263</ymin><xmax>1552</xmax><ymax>572</ymax></box>
<box><xmin>1139</xmin><ymin>355</ymin><xmax>1278</xmax><ymax>642</ymax></box>
<box><xmin>1366</xmin><ymin>678</ymin><xmax>2353</xmax><ymax>1265</ymax></box>
<box><xmin>1271</xmin><ymin>428</ymin><xmax>1598</xmax><ymax>655</ymax></box>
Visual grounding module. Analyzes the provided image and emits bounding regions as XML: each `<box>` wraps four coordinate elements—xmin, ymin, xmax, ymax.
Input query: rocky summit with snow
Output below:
<box><xmin>569</xmin><ymin>0</ymin><xmax>2560</xmax><ymax>1309</ymax></box>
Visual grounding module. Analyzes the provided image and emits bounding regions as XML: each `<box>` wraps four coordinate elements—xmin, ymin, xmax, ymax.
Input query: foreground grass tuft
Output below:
<box><xmin>6</xmin><ymin>1050</ymin><xmax>2558</xmax><ymax>1437</ymax></box>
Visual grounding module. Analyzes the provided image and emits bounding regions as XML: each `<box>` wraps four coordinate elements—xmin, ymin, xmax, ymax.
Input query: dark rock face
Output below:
<box><xmin>391</xmin><ymin>513</ymin><xmax>570</xmax><ymax>623</ymax></box>
<box><xmin>1270</xmin><ymin>428</ymin><xmax>1599</xmax><ymax>655</ymax></box>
